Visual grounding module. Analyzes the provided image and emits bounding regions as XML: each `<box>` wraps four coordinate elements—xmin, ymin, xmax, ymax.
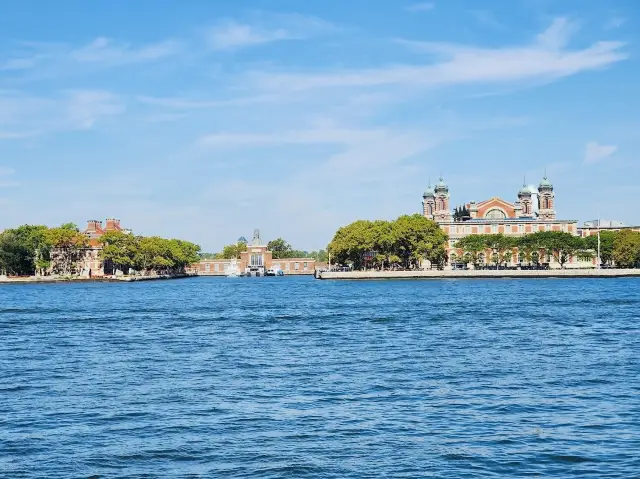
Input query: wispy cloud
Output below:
<box><xmin>536</xmin><ymin>17</ymin><xmax>579</xmax><ymax>50</ymax></box>
<box><xmin>0</xmin><ymin>90</ymin><xmax>125</xmax><ymax>135</ymax></box>
<box><xmin>205</xmin><ymin>13</ymin><xmax>335</xmax><ymax>50</ymax></box>
<box><xmin>66</xmin><ymin>90</ymin><xmax>125</xmax><ymax>129</ymax></box>
<box><xmin>70</xmin><ymin>37</ymin><xmax>183</xmax><ymax>65</ymax></box>
<box><xmin>137</xmin><ymin>94</ymin><xmax>277</xmax><ymax>109</ymax></box>
<box><xmin>250</xmin><ymin>18</ymin><xmax>625</xmax><ymax>91</ymax></box>
<box><xmin>206</xmin><ymin>21</ymin><xmax>291</xmax><ymax>50</ymax></box>
<box><xmin>405</xmin><ymin>2</ymin><xmax>435</xmax><ymax>12</ymax></box>
<box><xmin>584</xmin><ymin>141</ymin><xmax>617</xmax><ymax>164</ymax></box>
<box><xmin>0</xmin><ymin>57</ymin><xmax>38</xmax><ymax>71</ymax></box>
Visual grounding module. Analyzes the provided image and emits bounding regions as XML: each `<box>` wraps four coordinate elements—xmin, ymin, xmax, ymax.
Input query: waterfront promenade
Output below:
<box><xmin>317</xmin><ymin>268</ymin><xmax>640</xmax><ymax>280</ymax></box>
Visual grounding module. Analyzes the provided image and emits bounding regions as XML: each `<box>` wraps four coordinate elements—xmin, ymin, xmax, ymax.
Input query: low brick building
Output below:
<box><xmin>194</xmin><ymin>230</ymin><xmax>316</xmax><ymax>276</ymax></box>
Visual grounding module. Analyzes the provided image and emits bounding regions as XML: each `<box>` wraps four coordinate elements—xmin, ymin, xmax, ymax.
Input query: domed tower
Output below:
<box><xmin>517</xmin><ymin>179</ymin><xmax>534</xmax><ymax>217</ymax></box>
<box><xmin>422</xmin><ymin>183</ymin><xmax>436</xmax><ymax>220</ymax></box>
<box><xmin>537</xmin><ymin>175</ymin><xmax>556</xmax><ymax>220</ymax></box>
<box><xmin>434</xmin><ymin>176</ymin><xmax>453</xmax><ymax>222</ymax></box>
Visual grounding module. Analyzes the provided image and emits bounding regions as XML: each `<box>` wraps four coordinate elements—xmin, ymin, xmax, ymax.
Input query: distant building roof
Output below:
<box><xmin>583</xmin><ymin>220</ymin><xmax>626</xmax><ymax>228</ymax></box>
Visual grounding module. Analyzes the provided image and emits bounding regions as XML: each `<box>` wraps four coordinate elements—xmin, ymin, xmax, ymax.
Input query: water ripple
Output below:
<box><xmin>1</xmin><ymin>277</ymin><xmax>639</xmax><ymax>477</ymax></box>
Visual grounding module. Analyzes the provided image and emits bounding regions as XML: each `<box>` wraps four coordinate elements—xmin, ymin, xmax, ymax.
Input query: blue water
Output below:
<box><xmin>1</xmin><ymin>277</ymin><xmax>639</xmax><ymax>478</ymax></box>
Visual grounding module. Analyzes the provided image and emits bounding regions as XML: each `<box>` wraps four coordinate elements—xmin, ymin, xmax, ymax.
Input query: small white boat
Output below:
<box><xmin>226</xmin><ymin>259</ymin><xmax>240</xmax><ymax>277</ymax></box>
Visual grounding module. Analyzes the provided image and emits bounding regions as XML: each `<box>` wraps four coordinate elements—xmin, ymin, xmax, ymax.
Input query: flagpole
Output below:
<box><xmin>597</xmin><ymin>211</ymin><xmax>601</xmax><ymax>269</ymax></box>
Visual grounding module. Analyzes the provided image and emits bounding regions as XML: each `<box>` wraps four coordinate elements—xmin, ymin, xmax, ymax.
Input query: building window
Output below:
<box><xmin>294</xmin><ymin>262</ymin><xmax>300</xmax><ymax>270</ymax></box>
<box><xmin>205</xmin><ymin>263</ymin><xmax>211</xmax><ymax>272</ymax></box>
<box><xmin>486</xmin><ymin>209</ymin><xmax>507</xmax><ymax>220</ymax></box>
<box><xmin>285</xmin><ymin>263</ymin><xmax>290</xmax><ymax>271</ymax></box>
<box><xmin>518</xmin><ymin>224</ymin><xmax>524</xmax><ymax>234</ymax></box>
<box><xmin>251</xmin><ymin>254</ymin><xmax>263</xmax><ymax>266</ymax></box>
<box><xmin>214</xmin><ymin>263</ymin><xmax>219</xmax><ymax>272</ymax></box>
<box><xmin>492</xmin><ymin>224</ymin><xmax>498</xmax><ymax>233</ymax></box>
<box><xmin>303</xmin><ymin>262</ymin><xmax>308</xmax><ymax>270</ymax></box>
<box><xmin>464</xmin><ymin>226</ymin><xmax>470</xmax><ymax>234</ymax></box>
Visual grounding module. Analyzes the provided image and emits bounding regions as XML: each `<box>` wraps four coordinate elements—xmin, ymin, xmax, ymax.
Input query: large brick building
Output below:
<box><xmin>79</xmin><ymin>218</ymin><xmax>130</xmax><ymax>276</ymax></box>
<box><xmin>422</xmin><ymin>175</ymin><xmax>592</xmax><ymax>268</ymax></box>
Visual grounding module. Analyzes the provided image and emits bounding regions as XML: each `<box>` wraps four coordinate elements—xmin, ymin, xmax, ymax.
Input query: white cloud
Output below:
<box><xmin>70</xmin><ymin>37</ymin><xmax>182</xmax><ymax>65</ymax></box>
<box><xmin>584</xmin><ymin>141</ymin><xmax>617</xmax><ymax>164</ymax></box>
<box><xmin>0</xmin><ymin>57</ymin><xmax>38</xmax><ymax>71</ymax></box>
<box><xmin>406</xmin><ymin>2</ymin><xmax>435</xmax><ymax>12</ymax></box>
<box><xmin>250</xmin><ymin>18</ymin><xmax>625</xmax><ymax>91</ymax></box>
<box><xmin>66</xmin><ymin>90</ymin><xmax>125</xmax><ymax>129</ymax></box>
<box><xmin>0</xmin><ymin>90</ymin><xmax>125</xmax><ymax>134</ymax></box>
<box><xmin>205</xmin><ymin>13</ymin><xmax>335</xmax><ymax>50</ymax></box>
<box><xmin>137</xmin><ymin>94</ymin><xmax>277</xmax><ymax>109</ymax></box>
<box><xmin>199</xmin><ymin>125</ymin><xmax>386</xmax><ymax>148</ymax></box>
<box><xmin>536</xmin><ymin>17</ymin><xmax>579</xmax><ymax>50</ymax></box>
<box><xmin>206</xmin><ymin>21</ymin><xmax>293</xmax><ymax>50</ymax></box>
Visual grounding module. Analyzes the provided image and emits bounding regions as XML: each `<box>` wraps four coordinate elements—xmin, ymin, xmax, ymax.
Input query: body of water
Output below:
<box><xmin>1</xmin><ymin>277</ymin><xmax>639</xmax><ymax>477</ymax></box>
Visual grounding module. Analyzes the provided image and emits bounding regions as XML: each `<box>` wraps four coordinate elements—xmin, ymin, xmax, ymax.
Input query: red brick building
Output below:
<box><xmin>194</xmin><ymin>229</ymin><xmax>316</xmax><ymax>276</ymax></box>
<box><xmin>79</xmin><ymin>218</ymin><xmax>130</xmax><ymax>276</ymax></box>
<box><xmin>422</xmin><ymin>175</ymin><xmax>593</xmax><ymax>268</ymax></box>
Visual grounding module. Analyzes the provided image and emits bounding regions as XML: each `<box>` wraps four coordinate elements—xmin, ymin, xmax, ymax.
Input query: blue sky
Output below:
<box><xmin>1</xmin><ymin>0</ymin><xmax>638</xmax><ymax>251</ymax></box>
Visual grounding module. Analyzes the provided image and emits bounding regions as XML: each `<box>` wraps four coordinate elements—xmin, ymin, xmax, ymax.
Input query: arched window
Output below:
<box><xmin>485</xmin><ymin>209</ymin><xmax>507</xmax><ymax>220</ymax></box>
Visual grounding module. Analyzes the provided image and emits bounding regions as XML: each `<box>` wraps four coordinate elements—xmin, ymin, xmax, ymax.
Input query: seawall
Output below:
<box><xmin>317</xmin><ymin>269</ymin><xmax>640</xmax><ymax>280</ymax></box>
<box><xmin>0</xmin><ymin>273</ymin><xmax>196</xmax><ymax>284</ymax></box>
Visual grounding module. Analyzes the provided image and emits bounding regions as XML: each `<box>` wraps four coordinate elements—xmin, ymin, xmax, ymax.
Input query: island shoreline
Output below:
<box><xmin>316</xmin><ymin>269</ymin><xmax>640</xmax><ymax>280</ymax></box>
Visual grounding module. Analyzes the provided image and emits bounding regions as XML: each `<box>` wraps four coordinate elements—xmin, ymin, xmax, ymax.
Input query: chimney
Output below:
<box><xmin>86</xmin><ymin>220</ymin><xmax>102</xmax><ymax>232</ymax></box>
<box><xmin>105</xmin><ymin>218</ymin><xmax>121</xmax><ymax>231</ymax></box>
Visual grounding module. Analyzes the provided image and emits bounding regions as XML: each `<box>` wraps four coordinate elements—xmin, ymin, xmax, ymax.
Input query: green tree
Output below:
<box><xmin>0</xmin><ymin>225</ymin><xmax>52</xmax><ymax>276</ymax></box>
<box><xmin>328</xmin><ymin>215</ymin><xmax>447</xmax><ymax>270</ymax></box>
<box><xmin>612</xmin><ymin>230</ymin><xmax>640</xmax><ymax>268</ymax></box>
<box><xmin>99</xmin><ymin>231</ymin><xmax>138</xmax><ymax>273</ymax></box>
<box><xmin>267</xmin><ymin>238</ymin><xmax>293</xmax><ymax>259</ymax></box>
<box><xmin>455</xmin><ymin>235</ymin><xmax>487</xmax><ymax>268</ymax></box>
<box><xmin>583</xmin><ymin>231</ymin><xmax>617</xmax><ymax>266</ymax></box>
<box><xmin>218</xmin><ymin>241</ymin><xmax>247</xmax><ymax>259</ymax></box>
<box><xmin>48</xmin><ymin>224</ymin><xmax>89</xmax><ymax>275</ymax></box>
<box><xmin>484</xmin><ymin>234</ymin><xmax>516</xmax><ymax>267</ymax></box>
<box><xmin>516</xmin><ymin>234</ymin><xmax>543</xmax><ymax>267</ymax></box>
<box><xmin>531</xmin><ymin>231</ymin><xmax>585</xmax><ymax>269</ymax></box>
<box><xmin>308</xmin><ymin>250</ymin><xmax>328</xmax><ymax>263</ymax></box>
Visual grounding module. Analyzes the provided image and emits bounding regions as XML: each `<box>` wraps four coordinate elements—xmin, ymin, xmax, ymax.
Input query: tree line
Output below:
<box><xmin>98</xmin><ymin>231</ymin><xmax>201</xmax><ymax>275</ymax></box>
<box><xmin>328</xmin><ymin>214</ymin><xmax>448</xmax><ymax>270</ymax></box>
<box><xmin>454</xmin><ymin>230</ymin><xmax>640</xmax><ymax>269</ymax></box>
<box><xmin>0</xmin><ymin>223</ymin><xmax>87</xmax><ymax>276</ymax></box>
<box><xmin>325</xmin><ymin>216</ymin><xmax>640</xmax><ymax>271</ymax></box>
<box><xmin>0</xmin><ymin>223</ymin><xmax>200</xmax><ymax>277</ymax></box>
